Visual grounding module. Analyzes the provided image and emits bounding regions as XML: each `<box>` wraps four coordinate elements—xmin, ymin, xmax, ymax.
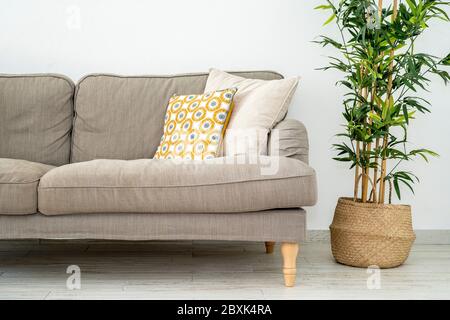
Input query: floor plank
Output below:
<box><xmin>0</xmin><ymin>240</ymin><xmax>449</xmax><ymax>299</ymax></box>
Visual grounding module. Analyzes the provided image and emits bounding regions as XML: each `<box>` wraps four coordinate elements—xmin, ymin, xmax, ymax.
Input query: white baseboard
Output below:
<box><xmin>307</xmin><ymin>230</ymin><xmax>450</xmax><ymax>245</ymax></box>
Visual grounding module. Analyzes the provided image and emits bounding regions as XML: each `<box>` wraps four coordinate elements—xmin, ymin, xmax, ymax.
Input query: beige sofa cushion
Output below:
<box><xmin>204</xmin><ymin>69</ymin><xmax>299</xmax><ymax>156</ymax></box>
<box><xmin>0</xmin><ymin>158</ymin><xmax>54</xmax><ymax>215</ymax></box>
<box><xmin>71</xmin><ymin>71</ymin><xmax>283</xmax><ymax>163</ymax></box>
<box><xmin>0</xmin><ymin>74</ymin><xmax>74</xmax><ymax>166</ymax></box>
<box><xmin>38</xmin><ymin>157</ymin><xmax>317</xmax><ymax>215</ymax></box>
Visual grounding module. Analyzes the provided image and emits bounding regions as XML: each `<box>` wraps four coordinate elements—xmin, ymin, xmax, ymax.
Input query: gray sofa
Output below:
<box><xmin>0</xmin><ymin>71</ymin><xmax>317</xmax><ymax>287</ymax></box>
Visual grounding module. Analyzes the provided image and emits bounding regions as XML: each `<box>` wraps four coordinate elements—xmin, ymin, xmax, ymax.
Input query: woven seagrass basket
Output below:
<box><xmin>330</xmin><ymin>197</ymin><xmax>415</xmax><ymax>268</ymax></box>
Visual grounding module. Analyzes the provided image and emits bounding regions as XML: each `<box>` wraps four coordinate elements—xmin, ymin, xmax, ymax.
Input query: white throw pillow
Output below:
<box><xmin>204</xmin><ymin>68</ymin><xmax>299</xmax><ymax>156</ymax></box>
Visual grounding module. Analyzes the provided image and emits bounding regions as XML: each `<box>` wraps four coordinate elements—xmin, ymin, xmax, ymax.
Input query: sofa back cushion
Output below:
<box><xmin>0</xmin><ymin>74</ymin><xmax>74</xmax><ymax>166</ymax></box>
<box><xmin>71</xmin><ymin>71</ymin><xmax>283</xmax><ymax>163</ymax></box>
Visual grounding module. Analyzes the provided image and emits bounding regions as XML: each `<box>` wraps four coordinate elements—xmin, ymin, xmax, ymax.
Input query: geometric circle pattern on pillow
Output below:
<box><xmin>154</xmin><ymin>88</ymin><xmax>237</xmax><ymax>160</ymax></box>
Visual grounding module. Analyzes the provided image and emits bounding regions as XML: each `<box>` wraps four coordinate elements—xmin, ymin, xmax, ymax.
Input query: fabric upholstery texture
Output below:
<box><xmin>0</xmin><ymin>158</ymin><xmax>54</xmax><ymax>215</ymax></box>
<box><xmin>204</xmin><ymin>69</ymin><xmax>299</xmax><ymax>156</ymax></box>
<box><xmin>0</xmin><ymin>74</ymin><xmax>74</xmax><ymax>166</ymax></box>
<box><xmin>71</xmin><ymin>71</ymin><xmax>283</xmax><ymax>163</ymax></box>
<box><xmin>154</xmin><ymin>88</ymin><xmax>237</xmax><ymax>160</ymax></box>
<box><xmin>0</xmin><ymin>71</ymin><xmax>316</xmax><ymax>245</ymax></box>
<box><xmin>0</xmin><ymin>209</ymin><xmax>306</xmax><ymax>242</ymax></box>
<box><xmin>269</xmin><ymin>119</ymin><xmax>310</xmax><ymax>164</ymax></box>
<box><xmin>38</xmin><ymin>156</ymin><xmax>317</xmax><ymax>215</ymax></box>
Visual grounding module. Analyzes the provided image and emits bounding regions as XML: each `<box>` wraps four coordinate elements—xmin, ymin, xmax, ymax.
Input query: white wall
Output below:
<box><xmin>1</xmin><ymin>0</ymin><xmax>449</xmax><ymax>229</ymax></box>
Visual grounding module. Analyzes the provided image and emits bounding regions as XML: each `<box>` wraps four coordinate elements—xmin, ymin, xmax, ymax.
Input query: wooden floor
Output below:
<box><xmin>0</xmin><ymin>240</ymin><xmax>449</xmax><ymax>299</ymax></box>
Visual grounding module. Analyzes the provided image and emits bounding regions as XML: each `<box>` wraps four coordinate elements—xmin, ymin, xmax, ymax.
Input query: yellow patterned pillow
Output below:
<box><xmin>154</xmin><ymin>88</ymin><xmax>237</xmax><ymax>160</ymax></box>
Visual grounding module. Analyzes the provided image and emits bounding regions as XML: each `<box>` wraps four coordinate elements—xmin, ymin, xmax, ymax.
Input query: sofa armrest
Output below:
<box><xmin>268</xmin><ymin>119</ymin><xmax>309</xmax><ymax>164</ymax></box>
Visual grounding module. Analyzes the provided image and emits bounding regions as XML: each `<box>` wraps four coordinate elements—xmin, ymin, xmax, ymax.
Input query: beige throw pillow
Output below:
<box><xmin>204</xmin><ymin>68</ymin><xmax>299</xmax><ymax>156</ymax></box>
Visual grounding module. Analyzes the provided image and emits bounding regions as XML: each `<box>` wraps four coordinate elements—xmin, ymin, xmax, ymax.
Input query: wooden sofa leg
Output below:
<box><xmin>281</xmin><ymin>242</ymin><xmax>299</xmax><ymax>287</ymax></box>
<box><xmin>265</xmin><ymin>241</ymin><xmax>275</xmax><ymax>254</ymax></box>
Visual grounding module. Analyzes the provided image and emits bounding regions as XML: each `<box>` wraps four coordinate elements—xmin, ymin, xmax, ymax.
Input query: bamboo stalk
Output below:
<box><xmin>354</xmin><ymin>141</ymin><xmax>361</xmax><ymax>201</ymax></box>
<box><xmin>388</xmin><ymin>179</ymin><xmax>393</xmax><ymax>204</ymax></box>
<box><xmin>378</xmin><ymin>0</ymin><xmax>398</xmax><ymax>204</ymax></box>
<box><xmin>355</xmin><ymin>62</ymin><xmax>370</xmax><ymax>203</ymax></box>
<box><xmin>393</xmin><ymin>0</ymin><xmax>398</xmax><ymax>19</ymax></box>
<box><xmin>361</xmin><ymin>85</ymin><xmax>370</xmax><ymax>203</ymax></box>
<box><xmin>355</xmin><ymin>172</ymin><xmax>375</xmax><ymax>195</ymax></box>
<box><xmin>369</xmin><ymin>73</ymin><xmax>379</xmax><ymax>203</ymax></box>
<box><xmin>361</xmin><ymin>143</ymin><xmax>368</xmax><ymax>202</ymax></box>
<box><xmin>372</xmin><ymin>138</ymin><xmax>380</xmax><ymax>202</ymax></box>
<box><xmin>353</xmin><ymin>64</ymin><xmax>366</xmax><ymax>202</ymax></box>
<box><xmin>364</xmin><ymin>134</ymin><xmax>372</xmax><ymax>202</ymax></box>
<box><xmin>379</xmin><ymin>135</ymin><xmax>389</xmax><ymax>203</ymax></box>
<box><xmin>371</xmin><ymin>0</ymin><xmax>383</xmax><ymax>203</ymax></box>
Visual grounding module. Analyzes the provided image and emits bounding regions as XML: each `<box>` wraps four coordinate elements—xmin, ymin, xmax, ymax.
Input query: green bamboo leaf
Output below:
<box><xmin>441</xmin><ymin>53</ymin><xmax>450</xmax><ymax>66</ymax></box>
<box><xmin>314</xmin><ymin>5</ymin><xmax>333</xmax><ymax>10</ymax></box>
<box><xmin>403</xmin><ymin>181</ymin><xmax>415</xmax><ymax>195</ymax></box>
<box><xmin>323</xmin><ymin>13</ymin><xmax>336</xmax><ymax>26</ymax></box>
<box><xmin>431</xmin><ymin>6</ymin><xmax>450</xmax><ymax>22</ymax></box>
<box><xmin>394</xmin><ymin>178</ymin><xmax>401</xmax><ymax>200</ymax></box>
<box><xmin>402</xmin><ymin>104</ymin><xmax>409</xmax><ymax>124</ymax></box>
<box><xmin>406</xmin><ymin>0</ymin><xmax>417</xmax><ymax>13</ymax></box>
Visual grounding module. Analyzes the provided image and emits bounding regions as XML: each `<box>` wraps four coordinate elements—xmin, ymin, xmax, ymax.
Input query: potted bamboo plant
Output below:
<box><xmin>316</xmin><ymin>0</ymin><xmax>450</xmax><ymax>268</ymax></box>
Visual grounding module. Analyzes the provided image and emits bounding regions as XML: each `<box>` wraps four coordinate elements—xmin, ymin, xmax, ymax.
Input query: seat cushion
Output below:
<box><xmin>38</xmin><ymin>157</ymin><xmax>317</xmax><ymax>215</ymax></box>
<box><xmin>0</xmin><ymin>158</ymin><xmax>55</xmax><ymax>215</ymax></box>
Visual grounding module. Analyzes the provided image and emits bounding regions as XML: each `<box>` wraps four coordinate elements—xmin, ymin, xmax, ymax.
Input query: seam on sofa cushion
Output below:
<box><xmin>75</xmin><ymin>71</ymin><xmax>283</xmax><ymax>84</ymax></box>
<box><xmin>38</xmin><ymin>205</ymin><xmax>304</xmax><ymax>215</ymax></box>
<box><xmin>38</xmin><ymin>174</ymin><xmax>314</xmax><ymax>189</ymax></box>
<box><xmin>0</xmin><ymin>73</ymin><xmax>75</xmax><ymax>91</ymax></box>
<box><xmin>0</xmin><ymin>180</ymin><xmax>40</xmax><ymax>185</ymax></box>
<box><xmin>0</xmin><ymin>211</ymin><xmax>36</xmax><ymax>215</ymax></box>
